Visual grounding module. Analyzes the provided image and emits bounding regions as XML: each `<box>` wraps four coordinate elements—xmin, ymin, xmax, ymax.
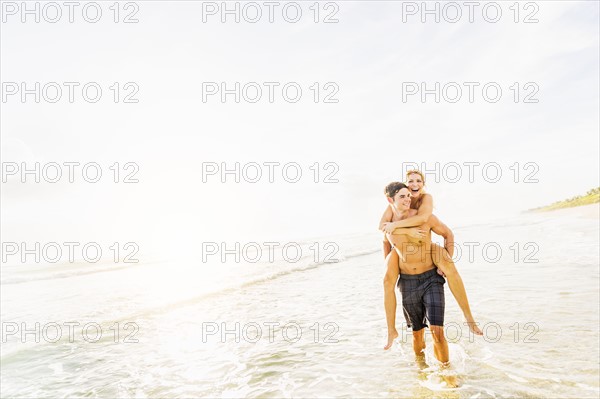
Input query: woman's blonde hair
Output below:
<box><xmin>405</xmin><ymin>169</ymin><xmax>425</xmax><ymax>184</ymax></box>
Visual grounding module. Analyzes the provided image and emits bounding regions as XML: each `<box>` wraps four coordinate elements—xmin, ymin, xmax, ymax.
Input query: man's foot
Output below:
<box><xmin>465</xmin><ymin>319</ymin><xmax>483</xmax><ymax>336</ymax></box>
<box><xmin>441</xmin><ymin>374</ymin><xmax>459</xmax><ymax>388</ymax></box>
<box><xmin>440</xmin><ymin>363</ymin><xmax>460</xmax><ymax>388</ymax></box>
<box><xmin>384</xmin><ymin>329</ymin><xmax>399</xmax><ymax>350</ymax></box>
<box><xmin>415</xmin><ymin>353</ymin><xmax>428</xmax><ymax>370</ymax></box>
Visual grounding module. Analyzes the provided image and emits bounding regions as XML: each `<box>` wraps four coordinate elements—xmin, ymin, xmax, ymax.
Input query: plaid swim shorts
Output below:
<box><xmin>397</xmin><ymin>268</ymin><xmax>445</xmax><ymax>331</ymax></box>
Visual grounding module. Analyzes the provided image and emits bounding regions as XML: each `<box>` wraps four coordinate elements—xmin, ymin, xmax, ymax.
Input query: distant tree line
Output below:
<box><xmin>532</xmin><ymin>187</ymin><xmax>599</xmax><ymax>211</ymax></box>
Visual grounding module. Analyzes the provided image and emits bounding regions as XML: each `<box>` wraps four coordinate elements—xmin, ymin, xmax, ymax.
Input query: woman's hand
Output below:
<box><xmin>382</xmin><ymin>222</ymin><xmax>397</xmax><ymax>234</ymax></box>
<box><xmin>406</xmin><ymin>228</ymin><xmax>426</xmax><ymax>239</ymax></box>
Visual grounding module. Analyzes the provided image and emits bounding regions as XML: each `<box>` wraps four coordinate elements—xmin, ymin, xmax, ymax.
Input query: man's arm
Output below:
<box><xmin>382</xmin><ymin>194</ymin><xmax>433</xmax><ymax>231</ymax></box>
<box><xmin>378</xmin><ymin>206</ymin><xmax>393</xmax><ymax>231</ymax></box>
<box><xmin>429</xmin><ymin>215</ymin><xmax>455</xmax><ymax>258</ymax></box>
<box><xmin>383</xmin><ymin>238</ymin><xmax>392</xmax><ymax>259</ymax></box>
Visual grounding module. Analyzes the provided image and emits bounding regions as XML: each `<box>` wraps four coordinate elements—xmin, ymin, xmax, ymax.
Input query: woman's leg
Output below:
<box><xmin>383</xmin><ymin>248</ymin><xmax>400</xmax><ymax>349</ymax></box>
<box><xmin>431</xmin><ymin>243</ymin><xmax>483</xmax><ymax>336</ymax></box>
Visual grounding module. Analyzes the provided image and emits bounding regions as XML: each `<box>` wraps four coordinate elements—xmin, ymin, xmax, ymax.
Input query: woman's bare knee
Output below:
<box><xmin>432</xmin><ymin>243</ymin><xmax>454</xmax><ymax>265</ymax></box>
<box><xmin>437</xmin><ymin>259</ymin><xmax>458</xmax><ymax>278</ymax></box>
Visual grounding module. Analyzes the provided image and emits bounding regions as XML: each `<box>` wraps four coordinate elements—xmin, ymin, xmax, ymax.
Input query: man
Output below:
<box><xmin>381</xmin><ymin>175</ymin><xmax>482</xmax><ymax>352</ymax></box>
<box><xmin>383</xmin><ymin>182</ymin><xmax>466</xmax><ymax>387</ymax></box>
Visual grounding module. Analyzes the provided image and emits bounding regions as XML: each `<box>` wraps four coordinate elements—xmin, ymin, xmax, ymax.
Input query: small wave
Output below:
<box><xmin>0</xmin><ymin>260</ymin><xmax>166</xmax><ymax>285</ymax></box>
<box><xmin>121</xmin><ymin>250</ymin><xmax>375</xmax><ymax>321</ymax></box>
<box><xmin>0</xmin><ymin>251</ymin><xmax>371</xmax><ymax>361</ymax></box>
<box><xmin>506</xmin><ymin>373</ymin><xmax>528</xmax><ymax>383</ymax></box>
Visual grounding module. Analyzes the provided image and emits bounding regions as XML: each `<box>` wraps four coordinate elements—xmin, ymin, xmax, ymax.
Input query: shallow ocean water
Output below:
<box><xmin>1</xmin><ymin>210</ymin><xmax>599</xmax><ymax>398</ymax></box>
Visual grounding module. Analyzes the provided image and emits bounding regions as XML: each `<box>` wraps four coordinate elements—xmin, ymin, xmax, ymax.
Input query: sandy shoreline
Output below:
<box><xmin>531</xmin><ymin>203</ymin><xmax>599</xmax><ymax>219</ymax></box>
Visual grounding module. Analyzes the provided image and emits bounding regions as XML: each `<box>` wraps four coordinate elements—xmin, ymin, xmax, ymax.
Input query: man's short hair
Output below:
<box><xmin>405</xmin><ymin>169</ymin><xmax>425</xmax><ymax>184</ymax></box>
<box><xmin>384</xmin><ymin>182</ymin><xmax>408</xmax><ymax>198</ymax></box>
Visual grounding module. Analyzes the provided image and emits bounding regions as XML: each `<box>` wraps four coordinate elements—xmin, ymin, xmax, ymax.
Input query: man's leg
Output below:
<box><xmin>430</xmin><ymin>325</ymin><xmax>458</xmax><ymax>387</ymax></box>
<box><xmin>412</xmin><ymin>328</ymin><xmax>426</xmax><ymax>357</ymax></box>
<box><xmin>383</xmin><ymin>249</ymin><xmax>400</xmax><ymax>350</ymax></box>
<box><xmin>424</xmin><ymin>277</ymin><xmax>459</xmax><ymax>388</ymax></box>
<box><xmin>431</xmin><ymin>244</ymin><xmax>483</xmax><ymax>336</ymax></box>
<box><xmin>423</xmin><ymin>271</ymin><xmax>448</xmax><ymax>364</ymax></box>
<box><xmin>429</xmin><ymin>325</ymin><xmax>449</xmax><ymax>363</ymax></box>
<box><xmin>412</xmin><ymin>328</ymin><xmax>428</xmax><ymax>369</ymax></box>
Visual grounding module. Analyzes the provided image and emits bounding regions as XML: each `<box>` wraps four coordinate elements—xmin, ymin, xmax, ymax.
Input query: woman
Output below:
<box><xmin>380</xmin><ymin>170</ymin><xmax>432</xmax><ymax>236</ymax></box>
<box><xmin>380</xmin><ymin>170</ymin><xmax>482</xmax><ymax>350</ymax></box>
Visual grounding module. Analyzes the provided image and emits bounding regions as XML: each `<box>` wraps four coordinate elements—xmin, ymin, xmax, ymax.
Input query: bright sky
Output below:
<box><xmin>2</xmin><ymin>1</ymin><xmax>599</xmax><ymax>262</ymax></box>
